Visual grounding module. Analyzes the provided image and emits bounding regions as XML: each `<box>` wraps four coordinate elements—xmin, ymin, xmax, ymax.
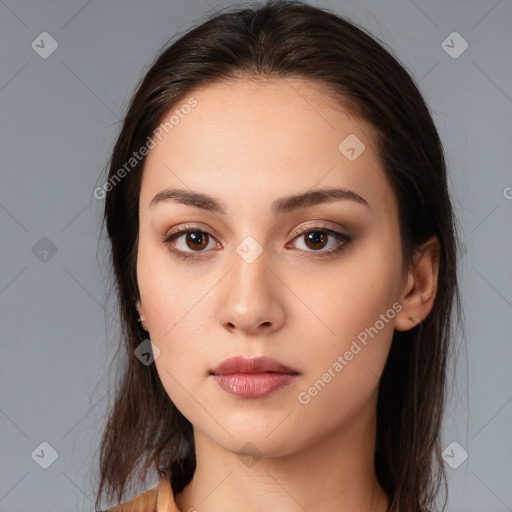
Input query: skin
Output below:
<box><xmin>135</xmin><ymin>77</ymin><xmax>439</xmax><ymax>512</ymax></box>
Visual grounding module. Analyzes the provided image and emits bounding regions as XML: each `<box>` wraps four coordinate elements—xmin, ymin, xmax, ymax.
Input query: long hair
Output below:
<box><xmin>95</xmin><ymin>1</ymin><xmax>463</xmax><ymax>510</ymax></box>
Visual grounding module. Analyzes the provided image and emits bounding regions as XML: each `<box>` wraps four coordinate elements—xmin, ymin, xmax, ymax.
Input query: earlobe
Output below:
<box><xmin>394</xmin><ymin>235</ymin><xmax>440</xmax><ymax>331</ymax></box>
<box><xmin>135</xmin><ymin>299</ymin><xmax>148</xmax><ymax>331</ymax></box>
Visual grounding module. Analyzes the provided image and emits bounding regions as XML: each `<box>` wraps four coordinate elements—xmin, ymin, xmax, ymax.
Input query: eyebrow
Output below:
<box><xmin>150</xmin><ymin>187</ymin><xmax>371</xmax><ymax>215</ymax></box>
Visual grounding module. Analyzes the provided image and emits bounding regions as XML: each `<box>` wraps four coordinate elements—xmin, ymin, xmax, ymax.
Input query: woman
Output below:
<box><xmin>94</xmin><ymin>1</ymin><xmax>462</xmax><ymax>511</ymax></box>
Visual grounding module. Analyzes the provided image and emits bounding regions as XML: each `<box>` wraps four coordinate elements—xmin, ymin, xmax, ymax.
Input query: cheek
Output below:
<box><xmin>136</xmin><ymin>242</ymin><xmax>215</xmax><ymax>386</ymax></box>
<box><xmin>289</xmin><ymin>236</ymin><xmax>401</xmax><ymax>403</ymax></box>
<box><xmin>292</xmin><ymin>292</ymin><xmax>395</xmax><ymax>438</ymax></box>
<box><xmin>291</xmin><ymin>238</ymin><xmax>401</xmax><ymax>345</ymax></box>
<box><xmin>137</xmin><ymin>239</ymin><xmax>203</xmax><ymax>340</ymax></box>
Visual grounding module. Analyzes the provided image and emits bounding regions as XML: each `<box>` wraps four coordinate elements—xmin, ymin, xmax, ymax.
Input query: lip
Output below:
<box><xmin>210</xmin><ymin>356</ymin><xmax>299</xmax><ymax>375</ymax></box>
<box><xmin>209</xmin><ymin>356</ymin><xmax>300</xmax><ymax>399</ymax></box>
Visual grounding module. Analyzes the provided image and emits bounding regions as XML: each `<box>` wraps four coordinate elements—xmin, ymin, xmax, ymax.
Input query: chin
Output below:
<box><xmin>203</xmin><ymin>418</ymin><xmax>305</xmax><ymax>459</ymax></box>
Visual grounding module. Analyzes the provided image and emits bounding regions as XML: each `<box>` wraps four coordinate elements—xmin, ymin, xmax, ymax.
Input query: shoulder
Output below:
<box><xmin>98</xmin><ymin>476</ymin><xmax>180</xmax><ymax>512</ymax></box>
<box><xmin>100</xmin><ymin>486</ymin><xmax>158</xmax><ymax>512</ymax></box>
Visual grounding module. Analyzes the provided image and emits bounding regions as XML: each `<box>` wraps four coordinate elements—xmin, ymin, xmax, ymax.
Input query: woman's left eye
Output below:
<box><xmin>163</xmin><ymin>225</ymin><xmax>352</xmax><ymax>261</ymax></box>
<box><xmin>289</xmin><ymin>227</ymin><xmax>352</xmax><ymax>257</ymax></box>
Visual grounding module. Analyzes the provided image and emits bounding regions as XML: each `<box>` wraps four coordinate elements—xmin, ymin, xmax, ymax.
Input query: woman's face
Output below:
<box><xmin>136</xmin><ymin>77</ymin><xmax>409</xmax><ymax>456</ymax></box>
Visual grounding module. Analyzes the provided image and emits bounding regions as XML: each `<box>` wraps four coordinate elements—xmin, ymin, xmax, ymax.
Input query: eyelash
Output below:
<box><xmin>162</xmin><ymin>224</ymin><xmax>353</xmax><ymax>261</ymax></box>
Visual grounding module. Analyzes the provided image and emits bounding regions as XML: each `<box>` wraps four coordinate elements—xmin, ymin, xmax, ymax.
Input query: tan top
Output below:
<box><xmin>102</xmin><ymin>475</ymin><xmax>180</xmax><ymax>512</ymax></box>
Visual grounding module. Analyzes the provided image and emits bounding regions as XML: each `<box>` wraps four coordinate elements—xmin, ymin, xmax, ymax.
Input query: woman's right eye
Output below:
<box><xmin>163</xmin><ymin>226</ymin><xmax>220</xmax><ymax>260</ymax></box>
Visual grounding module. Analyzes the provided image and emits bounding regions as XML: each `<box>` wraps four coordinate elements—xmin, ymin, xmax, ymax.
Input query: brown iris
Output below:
<box><xmin>186</xmin><ymin>231</ymin><xmax>209</xmax><ymax>251</ymax></box>
<box><xmin>304</xmin><ymin>231</ymin><xmax>328</xmax><ymax>251</ymax></box>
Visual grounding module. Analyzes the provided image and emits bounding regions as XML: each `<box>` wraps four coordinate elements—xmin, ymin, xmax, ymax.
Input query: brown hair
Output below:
<box><xmin>95</xmin><ymin>1</ymin><xmax>463</xmax><ymax>510</ymax></box>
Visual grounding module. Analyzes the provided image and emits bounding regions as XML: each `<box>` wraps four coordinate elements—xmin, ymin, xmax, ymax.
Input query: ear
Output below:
<box><xmin>394</xmin><ymin>235</ymin><xmax>440</xmax><ymax>331</ymax></box>
<box><xmin>135</xmin><ymin>299</ymin><xmax>149</xmax><ymax>332</ymax></box>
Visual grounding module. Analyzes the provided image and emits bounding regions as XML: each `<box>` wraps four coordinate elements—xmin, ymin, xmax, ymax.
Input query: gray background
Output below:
<box><xmin>1</xmin><ymin>0</ymin><xmax>511</xmax><ymax>511</ymax></box>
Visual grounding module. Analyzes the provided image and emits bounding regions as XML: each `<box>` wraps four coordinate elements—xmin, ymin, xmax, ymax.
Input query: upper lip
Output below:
<box><xmin>210</xmin><ymin>356</ymin><xmax>299</xmax><ymax>375</ymax></box>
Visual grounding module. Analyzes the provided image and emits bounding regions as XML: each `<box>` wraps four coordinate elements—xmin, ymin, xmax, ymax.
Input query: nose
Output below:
<box><xmin>217</xmin><ymin>247</ymin><xmax>286</xmax><ymax>337</ymax></box>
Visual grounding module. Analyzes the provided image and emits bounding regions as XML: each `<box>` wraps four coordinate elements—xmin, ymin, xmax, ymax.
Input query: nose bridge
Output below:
<box><xmin>217</xmin><ymin>236</ymin><xmax>284</xmax><ymax>334</ymax></box>
<box><xmin>227</xmin><ymin>215</ymin><xmax>272</xmax><ymax>287</ymax></box>
<box><xmin>230</xmin><ymin>238</ymin><xmax>271</xmax><ymax>307</ymax></box>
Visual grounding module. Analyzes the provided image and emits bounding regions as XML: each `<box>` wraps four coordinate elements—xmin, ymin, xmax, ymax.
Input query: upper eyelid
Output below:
<box><xmin>166</xmin><ymin>222</ymin><xmax>346</xmax><ymax>237</ymax></box>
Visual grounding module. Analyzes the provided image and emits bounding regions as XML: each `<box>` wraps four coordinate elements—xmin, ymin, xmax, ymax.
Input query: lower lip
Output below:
<box><xmin>211</xmin><ymin>372</ymin><xmax>298</xmax><ymax>398</ymax></box>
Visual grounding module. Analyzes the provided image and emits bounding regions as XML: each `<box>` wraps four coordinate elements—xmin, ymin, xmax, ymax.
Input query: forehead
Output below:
<box><xmin>140</xmin><ymin>77</ymin><xmax>395</xmax><ymax>218</ymax></box>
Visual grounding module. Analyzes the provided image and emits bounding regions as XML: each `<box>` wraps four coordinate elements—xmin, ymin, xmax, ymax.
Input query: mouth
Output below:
<box><xmin>209</xmin><ymin>356</ymin><xmax>300</xmax><ymax>399</ymax></box>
